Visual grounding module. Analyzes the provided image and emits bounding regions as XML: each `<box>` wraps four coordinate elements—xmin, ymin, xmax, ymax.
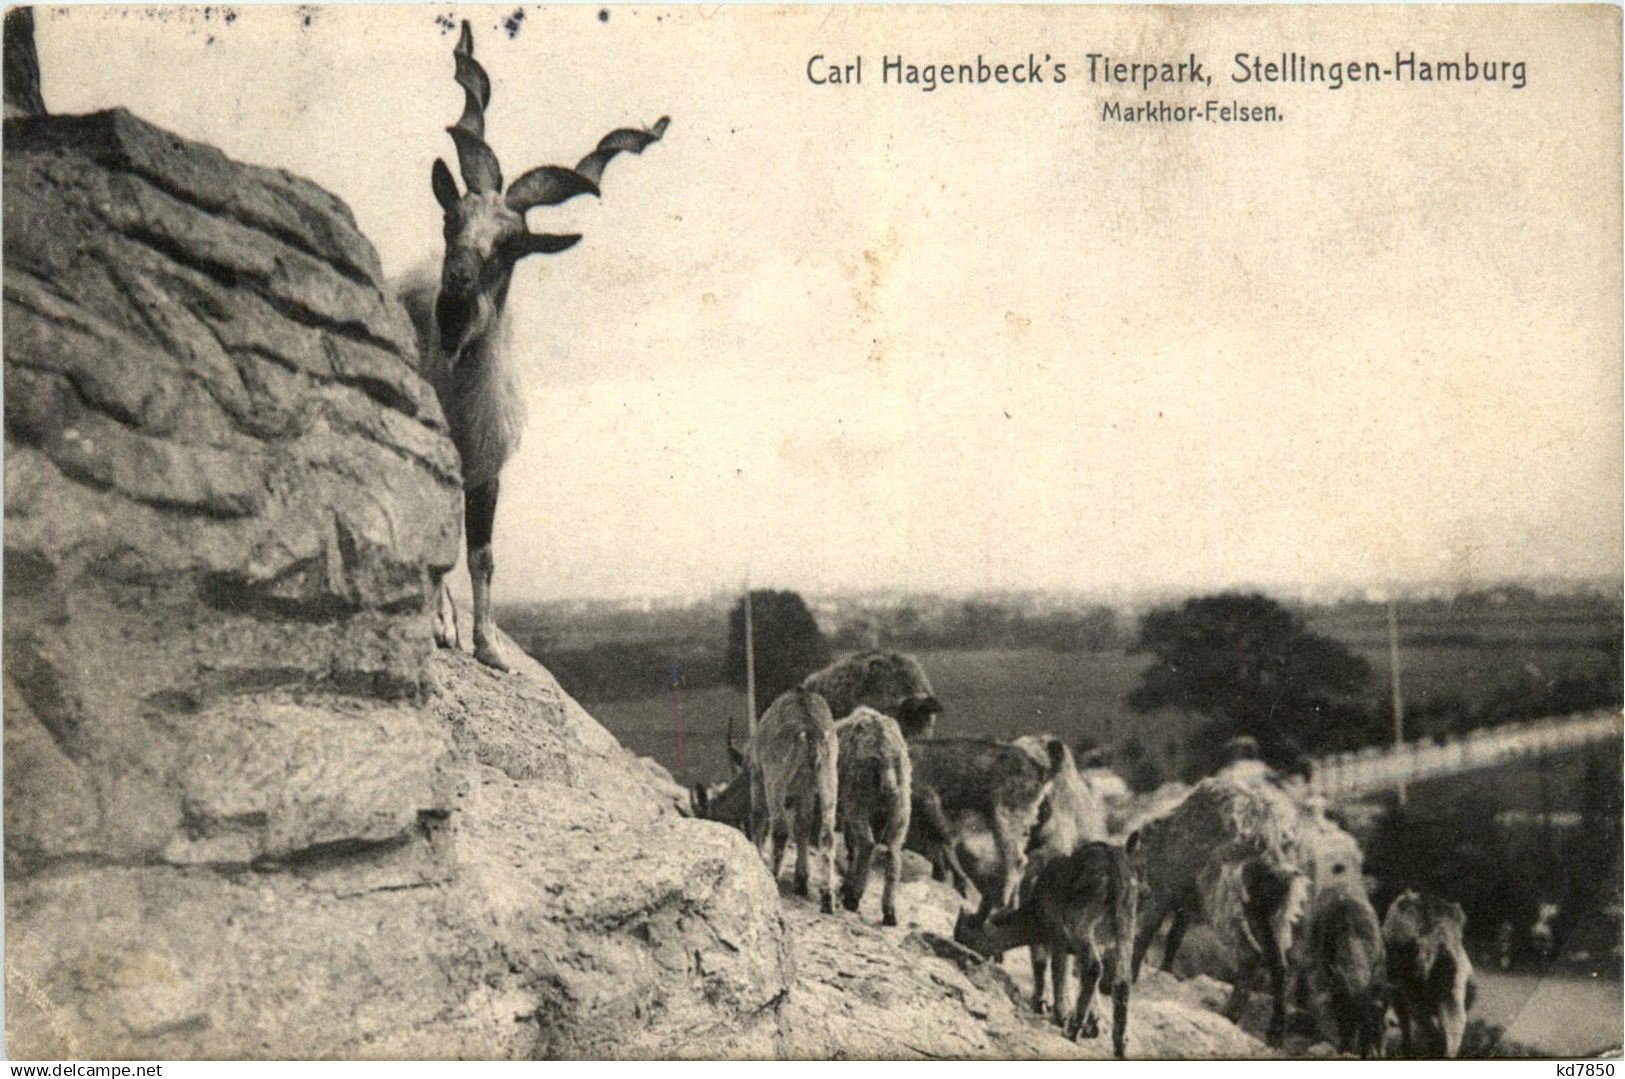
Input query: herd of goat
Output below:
<box><xmin>687</xmin><ymin>651</ymin><xmax>1474</xmax><ymax>1060</ymax></box>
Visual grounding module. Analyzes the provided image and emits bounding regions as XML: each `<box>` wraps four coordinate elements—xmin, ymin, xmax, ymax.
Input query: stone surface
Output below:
<box><xmin>776</xmin><ymin>858</ymin><xmax>1276</xmax><ymax>1059</ymax></box>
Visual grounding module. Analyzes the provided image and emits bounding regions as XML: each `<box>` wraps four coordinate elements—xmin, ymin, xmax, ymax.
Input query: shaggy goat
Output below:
<box><xmin>747</xmin><ymin>687</ymin><xmax>840</xmax><ymax>913</ymax></box>
<box><xmin>905</xmin><ymin>737</ymin><xmax>1065</xmax><ymax>921</ymax></box>
<box><xmin>1013</xmin><ymin>734</ymin><xmax>1108</xmax><ymax>1015</ymax></box>
<box><xmin>803</xmin><ymin>651</ymin><xmax>942</xmax><ymax>737</ymax></box>
<box><xmin>1382</xmin><ymin>890</ymin><xmax>1472</xmax><ymax>1058</ymax></box>
<box><xmin>833</xmin><ymin>707</ymin><xmax>912</xmax><ymax>926</ymax></box>
<box><xmin>1307</xmin><ymin>872</ymin><xmax>1387</xmax><ymax>1057</ymax></box>
<box><xmin>397</xmin><ymin>21</ymin><xmax>667</xmax><ymax>670</ymax></box>
<box><xmin>954</xmin><ymin>837</ymin><xmax>1143</xmax><ymax>1057</ymax></box>
<box><xmin>1130</xmin><ymin>777</ymin><xmax>1310</xmax><ymax>1046</ymax></box>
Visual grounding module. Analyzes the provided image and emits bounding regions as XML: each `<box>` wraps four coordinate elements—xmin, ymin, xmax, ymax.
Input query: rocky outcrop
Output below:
<box><xmin>779</xmin><ymin>869</ymin><xmax>1275</xmax><ymax>1060</ymax></box>
<box><xmin>2</xmin><ymin>107</ymin><xmax>790</xmax><ymax>1059</ymax></box>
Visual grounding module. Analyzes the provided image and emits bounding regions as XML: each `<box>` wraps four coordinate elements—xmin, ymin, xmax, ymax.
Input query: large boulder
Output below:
<box><xmin>3</xmin><ymin>107</ymin><xmax>789</xmax><ymax>1059</ymax></box>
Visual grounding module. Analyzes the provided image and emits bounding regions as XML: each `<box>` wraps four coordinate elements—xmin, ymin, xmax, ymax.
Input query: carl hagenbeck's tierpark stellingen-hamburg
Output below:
<box><xmin>805</xmin><ymin>49</ymin><xmax>1527</xmax><ymax>96</ymax></box>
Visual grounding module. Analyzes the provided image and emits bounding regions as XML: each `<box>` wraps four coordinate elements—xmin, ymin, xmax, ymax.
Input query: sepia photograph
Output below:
<box><xmin>1</xmin><ymin>1</ymin><xmax>1621</xmax><ymax>1063</ymax></box>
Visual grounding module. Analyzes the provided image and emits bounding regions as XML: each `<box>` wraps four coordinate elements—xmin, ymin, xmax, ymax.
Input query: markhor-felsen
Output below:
<box><xmin>1103</xmin><ymin>99</ymin><xmax>1281</xmax><ymax>123</ymax></box>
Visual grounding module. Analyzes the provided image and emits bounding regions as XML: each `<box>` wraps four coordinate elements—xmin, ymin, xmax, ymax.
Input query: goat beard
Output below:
<box><xmin>435</xmin><ymin>289</ymin><xmax>496</xmax><ymax>367</ymax></box>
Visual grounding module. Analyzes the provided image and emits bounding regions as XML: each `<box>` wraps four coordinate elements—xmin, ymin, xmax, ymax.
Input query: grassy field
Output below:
<box><xmin>592</xmin><ymin>647</ymin><xmax>1208</xmax><ymax>786</ymax></box>
<box><xmin>566</xmin><ymin>597</ymin><xmax>1620</xmax><ymax>785</ymax></box>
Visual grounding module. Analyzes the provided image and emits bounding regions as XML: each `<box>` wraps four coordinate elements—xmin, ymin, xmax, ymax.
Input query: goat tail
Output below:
<box><xmin>876</xmin><ymin>755</ymin><xmax>909</xmax><ymax>818</ymax></box>
<box><xmin>1108</xmin><ymin>850</ymin><xmax>1136</xmax><ymax>953</ymax></box>
<box><xmin>1202</xmin><ymin>857</ymin><xmax>1254</xmax><ymax>949</ymax></box>
<box><xmin>813</xmin><ymin>726</ymin><xmax>839</xmax><ymax>839</ymax></box>
<box><xmin>1273</xmin><ymin>871</ymin><xmax>1312</xmax><ymax>957</ymax></box>
<box><xmin>1329</xmin><ymin>931</ymin><xmax>1371</xmax><ymax>1000</ymax></box>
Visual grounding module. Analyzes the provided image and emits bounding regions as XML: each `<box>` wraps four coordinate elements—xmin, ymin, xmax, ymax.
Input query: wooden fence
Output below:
<box><xmin>1310</xmin><ymin>709</ymin><xmax>1623</xmax><ymax>796</ymax></box>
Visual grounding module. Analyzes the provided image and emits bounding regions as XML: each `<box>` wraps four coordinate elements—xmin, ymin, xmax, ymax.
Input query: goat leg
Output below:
<box><xmin>1161</xmin><ymin>906</ymin><xmax>1191</xmax><ymax>975</ymax></box>
<box><xmin>1109</xmin><ymin>961</ymin><xmax>1131</xmax><ymax>1059</ymax></box>
<box><xmin>465</xmin><ymin>480</ymin><xmax>509</xmax><ymax>672</ymax></box>
<box><xmin>879</xmin><ymin>843</ymin><xmax>900</xmax><ymax>927</ymax></box>
<box><xmin>433</xmin><ymin>578</ymin><xmax>462</xmax><ymax>650</ymax></box>
<box><xmin>1073</xmin><ymin>944</ymin><xmax>1103</xmax><ymax>1041</ymax></box>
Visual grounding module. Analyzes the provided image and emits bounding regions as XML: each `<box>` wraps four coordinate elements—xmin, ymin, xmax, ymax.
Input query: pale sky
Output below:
<box><xmin>34</xmin><ymin>5</ymin><xmax>1623</xmax><ymax>600</ymax></box>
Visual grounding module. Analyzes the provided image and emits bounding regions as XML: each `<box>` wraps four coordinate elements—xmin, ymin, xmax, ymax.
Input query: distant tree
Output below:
<box><xmin>1127</xmin><ymin>592</ymin><xmax>1373</xmax><ymax>775</ymax></box>
<box><xmin>725</xmin><ymin>589</ymin><xmax>831</xmax><ymax>718</ymax></box>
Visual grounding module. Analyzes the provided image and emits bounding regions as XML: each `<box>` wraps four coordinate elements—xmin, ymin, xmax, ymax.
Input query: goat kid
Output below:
<box><xmin>833</xmin><ymin>707</ymin><xmax>912</xmax><ymax>926</ymax></box>
<box><xmin>1013</xmin><ymin>734</ymin><xmax>1108</xmax><ymax>1017</ymax></box>
<box><xmin>1382</xmin><ymin>890</ymin><xmax>1472</xmax><ymax>1058</ymax></box>
<box><xmin>954</xmin><ymin>837</ymin><xmax>1143</xmax><ymax>1058</ymax></box>
<box><xmin>747</xmin><ymin>687</ymin><xmax>840</xmax><ymax>913</ymax></box>
<box><xmin>905</xmin><ymin>737</ymin><xmax>1065</xmax><ymax>921</ymax></box>
<box><xmin>1307</xmin><ymin>872</ymin><xmax>1388</xmax><ymax>1057</ymax></box>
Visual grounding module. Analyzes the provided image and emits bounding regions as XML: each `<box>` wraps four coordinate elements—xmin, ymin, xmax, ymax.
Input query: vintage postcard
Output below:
<box><xmin>2</xmin><ymin>2</ymin><xmax>1620</xmax><ymax>1063</ymax></box>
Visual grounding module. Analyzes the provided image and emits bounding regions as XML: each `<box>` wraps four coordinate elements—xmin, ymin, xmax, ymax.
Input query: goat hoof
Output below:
<box><xmin>820</xmin><ymin>894</ymin><xmax>835</xmax><ymax>915</ymax></box>
<box><xmin>842</xmin><ymin>893</ymin><xmax>861</xmax><ymax>913</ymax></box>
<box><xmin>473</xmin><ymin>640</ymin><xmax>510</xmax><ymax>672</ymax></box>
<box><xmin>881</xmin><ymin>911</ymin><xmax>897</xmax><ymax>928</ymax></box>
<box><xmin>1081</xmin><ymin>1016</ymin><xmax>1100</xmax><ymax>1039</ymax></box>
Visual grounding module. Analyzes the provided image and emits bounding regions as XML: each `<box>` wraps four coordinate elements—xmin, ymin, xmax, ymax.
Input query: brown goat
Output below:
<box><xmin>833</xmin><ymin>707</ymin><xmax>912</xmax><ymax>926</ymax></box>
<box><xmin>905</xmin><ymin>737</ymin><xmax>1065</xmax><ymax>921</ymax></box>
<box><xmin>803</xmin><ymin>651</ymin><xmax>942</xmax><ymax>737</ymax></box>
<box><xmin>1130</xmin><ymin>777</ymin><xmax>1310</xmax><ymax>1046</ymax></box>
<box><xmin>1308</xmin><ymin>872</ymin><xmax>1387</xmax><ymax>1057</ymax></box>
<box><xmin>746</xmin><ymin>687</ymin><xmax>840</xmax><ymax>913</ymax></box>
<box><xmin>1382</xmin><ymin>890</ymin><xmax>1472</xmax><ymax>1058</ymax></box>
<box><xmin>954</xmin><ymin>837</ymin><xmax>1143</xmax><ymax>1058</ymax></box>
<box><xmin>1013</xmin><ymin>734</ymin><xmax>1109</xmax><ymax>1016</ymax></box>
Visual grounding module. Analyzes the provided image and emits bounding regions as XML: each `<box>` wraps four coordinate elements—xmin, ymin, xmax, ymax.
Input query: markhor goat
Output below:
<box><xmin>905</xmin><ymin>737</ymin><xmax>1066</xmax><ymax>921</ymax></box>
<box><xmin>397</xmin><ymin>22</ymin><xmax>667</xmax><ymax>669</ymax></box>
<box><xmin>1307</xmin><ymin>871</ymin><xmax>1388</xmax><ymax>1058</ymax></box>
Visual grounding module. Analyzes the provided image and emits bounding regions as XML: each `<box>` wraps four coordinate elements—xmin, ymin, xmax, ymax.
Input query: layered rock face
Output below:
<box><xmin>3</xmin><ymin>108</ymin><xmax>788</xmax><ymax>1059</ymax></box>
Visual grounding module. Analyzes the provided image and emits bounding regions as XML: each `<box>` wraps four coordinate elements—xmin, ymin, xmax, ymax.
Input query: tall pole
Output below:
<box><xmin>1389</xmin><ymin>599</ymin><xmax>1407</xmax><ymax>807</ymax></box>
<box><xmin>743</xmin><ymin>582</ymin><xmax>758</xmax><ymax>740</ymax></box>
